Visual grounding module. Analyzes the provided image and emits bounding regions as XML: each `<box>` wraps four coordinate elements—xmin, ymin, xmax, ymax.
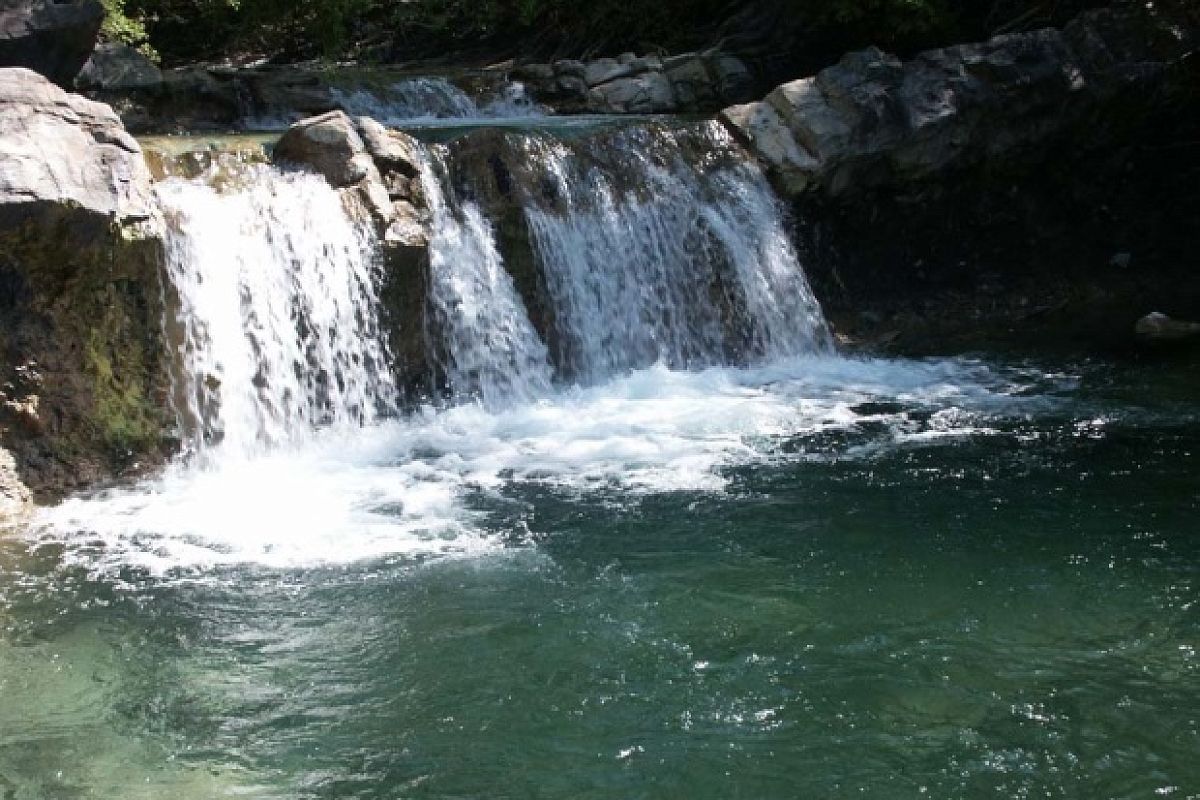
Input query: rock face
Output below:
<box><xmin>273</xmin><ymin>111</ymin><xmax>432</xmax><ymax>395</ymax></box>
<box><xmin>0</xmin><ymin>0</ymin><xmax>103</xmax><ymax>87</ymax></box>
<box><xmin>513</xmin><ymin>49</ymin><xmax>756</xmax><ymax>114</ymax></box>
<box><xmin>76</xmin><ymin>42</ymin><xmax>162</xmax><ymax>91</ymax></box>
<box><xmin>722</xmin><ymin>3</ymin><xmax>1198</xmax><ymax>197</ymax></box>
<box><xmin>0</xmin><ymin>67</ymin><xmax>169</xmax><ymax>499</ymax></box>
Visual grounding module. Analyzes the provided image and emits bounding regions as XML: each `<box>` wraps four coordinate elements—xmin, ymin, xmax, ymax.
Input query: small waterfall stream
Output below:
<box><xmin>158</xmin><ymin>164</ymin><xmax>396</xmax><ymax>462</ymax></box>
<box><xmin>520</xmin><ymin>123</ymin><xmax>831</xmax><ymax>382</ymax></box>
<box><xmin>417</xmin><ymin>147</ymin><xmax>554</xmax><ymax>406</ymax></box>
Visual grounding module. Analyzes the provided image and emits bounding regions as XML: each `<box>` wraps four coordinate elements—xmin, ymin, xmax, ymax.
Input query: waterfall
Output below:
<box><xmin>415</xmin><ymin>146</ymin><xmax>553</xmax><ymax>406</ymax></box>
<box><xmin>158</xmin><ymin>164</ymin><xmax>396</xmax><ymax>462</ymax></box>
<box><xmin>518</xmin><ymin>123</ymin><xmax>831</xmax><ymax>383</ymax></box>
<box><xmin>333</xmin><ymin>77</ymin><xmax>542</xmax><ymax>125</ymax></box>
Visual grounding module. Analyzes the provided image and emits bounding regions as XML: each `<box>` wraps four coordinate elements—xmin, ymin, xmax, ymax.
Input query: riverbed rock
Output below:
<box><xmin>587</xmin><ymin>71</ymin><xmax>676</xmax><ymax>113</ymax></box>
<box><xmin>76</xmin><ymin>42</ymin><xmax>161</xmax><ymax>91</ymax></box>
<box><xmin>0</xmin><ymin>67</ymin><xmax>170</xmax><ymax>498</ymax></box>
<box><xmin>722</xmin><ymin>2</ymin><xmax>1198</xmax><ymax>198</ymax></box>
<box><xmin>0</xmin><ymin>0</ymin><xmax>103</xmax><ymax>87</ymax></box>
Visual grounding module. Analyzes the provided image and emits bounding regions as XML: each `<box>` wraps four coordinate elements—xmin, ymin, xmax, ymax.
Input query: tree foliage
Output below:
<box><xmin>103</xmin><ymin>0</ymin><xmax>1106</xmax><ymax>67</ymax></box>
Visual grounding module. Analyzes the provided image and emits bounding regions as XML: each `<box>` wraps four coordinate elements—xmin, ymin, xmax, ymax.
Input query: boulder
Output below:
<box><xmin>587</xmin><ymin>72</ymin><xmax>675</xmax><ymax>113</ymax></box>
<box><xmin>722</xmin><ymin>3</ymin><xmax>1199</xmax><ymax>198</ymax></box>
<box><xmin>0</xmin><ymin>67</ymin><xmax>153</xmax><ymax>226</ymax></box>
<box><xmin>274</xmin><ymin>109</ymin><xmax>375</xmax><ymax>188</ymax></box>
<box><xmin>665</xmin><ymin>54</ymin><xmax>715</xmax><ymax>109</ymax></box>
<box><xmin>0</xmin><ymin>67</ymin><xmax>169</xmax><ymax>498</ymax></box>
<box><xmin>584</xmin><ymin>58</ymin><xmax>634</xmax><ymax>87</ymax></box>
<box><xmin>77</xmin><ymin>42</ymin><xmax>161</xmax><ymax>91</ymax></box>
<box><xmin>0</xmin><ymin>0</ymin><xmax>102</xmax><ymax>87</ymax></box>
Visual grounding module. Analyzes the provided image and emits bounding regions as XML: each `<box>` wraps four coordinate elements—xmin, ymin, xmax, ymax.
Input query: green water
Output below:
<box><xmin>1</xmin><ymin>355</ymin><xmax>1196</xmax><ymax>799</ymax></box>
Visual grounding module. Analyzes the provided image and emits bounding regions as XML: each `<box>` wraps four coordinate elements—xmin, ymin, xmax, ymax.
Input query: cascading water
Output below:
<box><xmin>333</xmin><ymin>77</ymin><xmax>542</xmax><ymax>125</ymax></box>
<box><xmin>158</xmin><ymin>163</ymin><xmax>396</xmax><ymax>462</ymax></box>
<box><xmin>489</xmin><ymin>122</ymin><xmax>832</xmax><ymax>384</ymax></box>
<box><xmin>415</xmin><ymin>146</ymin><xmax>553</xmax><ymax>406</ymax></box>
<box><xmin>31</xmin><ymin>118</ymin><xmax>1032</xmax><ymax>577</ymax></box>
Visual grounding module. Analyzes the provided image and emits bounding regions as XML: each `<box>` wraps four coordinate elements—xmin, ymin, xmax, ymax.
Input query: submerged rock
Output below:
<box><xmin>0</xmin><ymin>0</ymin><xmax>102</xmax><ymax>87</ymax></box>
<box><xmin>0</xmin><ymin>67</ymin><xmax>170</xmax><ymax>498</ymax></box>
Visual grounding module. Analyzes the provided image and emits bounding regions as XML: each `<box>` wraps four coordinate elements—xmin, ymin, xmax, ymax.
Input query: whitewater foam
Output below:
<box><xmin>29</xmin><ymin>357</ymin><xmax>1054</xmax><ymax>576</ymax></box>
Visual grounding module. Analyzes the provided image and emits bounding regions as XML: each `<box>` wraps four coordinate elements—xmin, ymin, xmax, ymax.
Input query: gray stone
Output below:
<box><xmin>0</xmin><ymin>67</ymin><xmax>169</xmax><ymax>498</ymax></box>
<box><xmin>665</xmin><ymin>54</ymin><xmax>714</xmax><ymax>108</ymax></box>
<box><xmin>0</xmin><ymin>66</ymin><xmax>154</xmax><ymax>225</ymax></box>
<box><xmin>553</xmin><ymin>59</ymin><xmax>586</xmax><ymax>78</ymax></box>
<box><xmin>587</xmin><ymin>71</ymin><xmax>676</xmax><ymax>113</ymax></box>
<box><xmin>274</xmin><ymin>110</ymin><xmax>373</xmax><ymax>188</ymax></box>
<box><xmin>77</xmin><ymin>42</ymin><xmax>161</xmax><ymax>91</ymax></box>
<box><xmin>354</xmin><ymin>115</ymin><xmax>421</xmax><ymax>179</ymax></box>
<box><xmin>584</xmin><ymin>58</ymin><xmax>633</xmax><ymax>87</ymax></box>
<box><xmin>0</xmin><ymin>0</ymin><xmax>102</xmax><ymax>87</ymax></box>
<box><xmin>723</xmin><ymin>3</ymin><xmax>1198</xmax><ymax>198</ymax></box>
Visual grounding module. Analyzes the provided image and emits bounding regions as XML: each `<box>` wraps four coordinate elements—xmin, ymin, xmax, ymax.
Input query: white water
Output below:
<box><xmin>333</xmin><ymin>77</ymin><xmax>543</xmax><ymax>125</ymax></box>
<box><xmin>417</xmin><ymin>147</ymin><xmax>554</xmax><ymax>405</ymax></box>
<box><xmin>158</xmin><ymin>166</ymin><xmax>395</xmax><ymax>462</ymax></box>
<box><xmin>26</xmin><ymin>126</ymin><xmax>1056</xmax><ymax>576</ymax></box>
<box><xmin>523</xmin><ymin>124</ymin><xmax>830</xmax><ymax>382</ymax></box>
<box><xmin>33</xmin><ymin>356</ymin><xmax>1048</xmax><ymax>575</ymax></box>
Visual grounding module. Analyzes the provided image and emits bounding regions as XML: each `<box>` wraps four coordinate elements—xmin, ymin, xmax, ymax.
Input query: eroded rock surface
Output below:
<box><xmin>273</xmin><ymin>110</ymin><xmax>433</xmax><ymax>396</ymax></box>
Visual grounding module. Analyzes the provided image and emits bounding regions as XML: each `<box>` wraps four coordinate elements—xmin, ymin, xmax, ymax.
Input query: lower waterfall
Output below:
<box><xmin>30</xmin><ymin>121</ymin><xmax>1032</xmax><ymax>574</ymax></box>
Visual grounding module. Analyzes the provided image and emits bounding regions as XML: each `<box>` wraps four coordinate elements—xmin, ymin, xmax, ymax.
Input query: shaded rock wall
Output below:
<box><xmin>0</xmin><ymin>67</ymin><xmax>170</xmax><ymax>502</ymax></box>
<box><xmin>0</xmin><ymin>0</ymin><xmax>102</xmax><ymax>88</ymax></box>
<box><xmin>719</xmin><ymin>1</ymin><xmax>1200</xmax><ymax>353</ymax></box>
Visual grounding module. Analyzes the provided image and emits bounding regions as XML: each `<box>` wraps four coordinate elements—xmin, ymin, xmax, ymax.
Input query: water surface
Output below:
<box><xmin>2</xmin><ymin>354</ymin><xmax>1196</xmax><ymax>799</ymax></box>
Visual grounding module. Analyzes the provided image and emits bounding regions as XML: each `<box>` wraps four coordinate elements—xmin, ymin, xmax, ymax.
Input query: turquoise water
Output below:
<box><xmin>1</xmin><ymin>355</ymin><xmax>1196</xmax><ymax>798</ymax></box>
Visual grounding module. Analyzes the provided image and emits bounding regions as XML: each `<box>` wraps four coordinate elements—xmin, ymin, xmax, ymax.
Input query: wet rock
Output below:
<box><xmin>517</xmin><ymin>50</ymin><xmax>751</xmax><ymax>114</ymax></box>
<box><xmin>0</xmin><ymin>446</ymin><xmax>31</xmax><ymax>521</ymax></box>
<box><xmin>0</xmin><ymin>0</ymin><xmax>102</xmax><ymax>87</ymax></box>
<box><xmin>0</xmin><ymin>67</ymin><xmax>170</xmax><ymax>499</ymax></box>
<box><xmin>76</xmin><ymin>42</ymin><xmax>161</xmax><ymax>91</ymax></box>
<box><xmin>584</xmin><ymin>58</ymin><xmax>634</xmax><ymax>87</ymax></box>
<box><xmin>274</xmin><ymin>110</ymin><xmax>374</xmax><ymax>187</ymax></box>
<box><xmin>1135</xmin><ymin>312</ymin><xmax>1200</xmax><ymax>342</ymax></box>
<box><xmin>665</xmin><ymin>54</ymin><xmax>715</xmax><ymax>109</ymax></box>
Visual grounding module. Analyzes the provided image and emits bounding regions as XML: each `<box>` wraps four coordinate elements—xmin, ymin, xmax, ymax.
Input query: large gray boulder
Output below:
<box><xmin>0</xmin><ymin>0</ymin><xmax>103</xmax><ymax>87</ymax></box>
<box><xmin>0</xmin><ymin>67</ymin><xmax>169</xmax><ymax>499</ymax></box>
<box><xmin>0</xmin><ymin>66</ymin><xmax>154</xmax><ymax>227</ymax></box>
<box><xmin>722</xmin><ymin>3</ymin><xmax>1198</xmax><ymax>197</ymax></box>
